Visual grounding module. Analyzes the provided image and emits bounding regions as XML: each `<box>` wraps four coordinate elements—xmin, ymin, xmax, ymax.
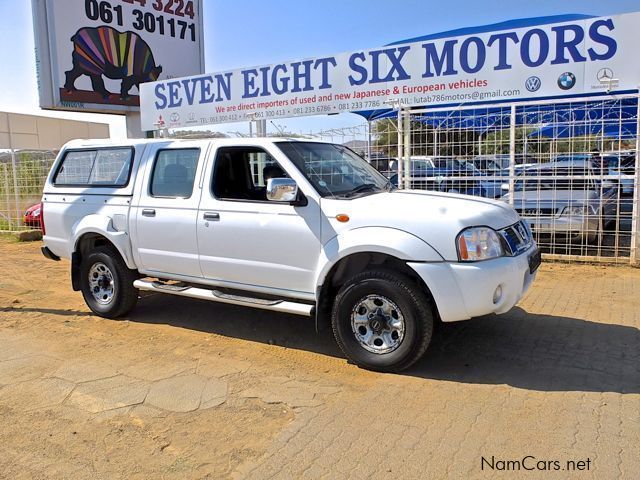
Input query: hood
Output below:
<box><xmin>321</xmin><ymin>190</ymin><xmax>520</xmax><ymax>261</ymax></box>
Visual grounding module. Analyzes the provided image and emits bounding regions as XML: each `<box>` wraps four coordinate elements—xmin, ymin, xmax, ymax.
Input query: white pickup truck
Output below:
<box><xmin>41</xmin><ymin>138</ymin><xmax>540</xmax><ymax>372</ymax></box>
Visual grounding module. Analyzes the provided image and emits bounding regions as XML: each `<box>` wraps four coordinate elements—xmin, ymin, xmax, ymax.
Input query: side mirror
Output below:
<box><xmin>266</xmin><ymin>178</ymin><xmax>298</xmax><ymax>202</ymax></box>
<box><xmin>501</xmin><ymin>183</ymin><xmax>510</xmax><ymax>191</ymax></box>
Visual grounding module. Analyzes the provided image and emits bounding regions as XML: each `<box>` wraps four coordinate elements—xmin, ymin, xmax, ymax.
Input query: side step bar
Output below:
<box><xmin>133</xmin><ymin>279</ymin><xmax>313</xmax><ymax>316</ymax></box>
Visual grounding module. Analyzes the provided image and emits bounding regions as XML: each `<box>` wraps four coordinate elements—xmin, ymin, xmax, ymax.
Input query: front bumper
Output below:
<box><xmin>408</xmin><ymin>247</ymin><xmax>539</xmax><ymax>322</ymax></box>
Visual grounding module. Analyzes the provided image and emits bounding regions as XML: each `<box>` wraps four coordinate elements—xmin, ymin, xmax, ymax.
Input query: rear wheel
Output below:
<box><xmin>80</xmin><ymin>246</ymin><xmax>138</xmax><ymax>318</ymax></box>
<box><xmin>331</xmin><ymin>270</ymin><xmax>434</xmax><ymax>372</ymax></box>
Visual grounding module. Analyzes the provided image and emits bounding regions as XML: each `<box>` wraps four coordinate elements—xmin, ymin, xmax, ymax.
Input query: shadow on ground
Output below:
<box><xmin>128</xmin><ymin>294</ymin><xmax>640</xmax><ymax>394</ymax></box>
<box><xmin>9</xmin><ymin>294</ymin><xmax>638</xmax><ymax>394</ymax></box>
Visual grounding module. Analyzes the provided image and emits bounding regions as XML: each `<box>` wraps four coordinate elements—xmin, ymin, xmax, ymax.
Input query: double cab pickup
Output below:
<box><xmin>41</xmin><ymin>138</ymin><xmax>540</xmax><ymax>372</ymax></box>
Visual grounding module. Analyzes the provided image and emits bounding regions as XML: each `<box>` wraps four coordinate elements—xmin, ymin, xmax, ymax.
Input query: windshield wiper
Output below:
<box><xmin>341</xmin><ymin>183</ymin><xmax>381</xmax><ymax>198</ymax></box>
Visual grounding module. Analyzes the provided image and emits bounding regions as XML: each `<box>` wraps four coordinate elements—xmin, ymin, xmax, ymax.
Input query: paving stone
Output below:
<box><xmin>122</xmin><ymin>358</ymin><xmax>197</xmax><ymax>382</ymax></box>
<box><xmin>51</xmin><ymin>360</ymin><xmax>119</xmax><ymax>383</ymax></box>
<box><xmin>196</xmin><ymin>357</ymin><xmax>251</xmax><ymax>378</ymax></box>
<box><xmin>239</xmin><ymin>378</ymin><xmax>324</xmax><ymax>408</ymax></box>
<box><xmin>0</xmin><ymin>355</ymin><xmax>60</xmax><ymax>385</ymax></box>
<box><xmin>145</xmin><ymin>373</ymin><xmax>207</xmax><ymax>412</ymax></box>
<box><xmin>66</xmin><ymin>375</ymin><xmax>149</xmax><ymax>413</ymax></box>
<box><xmin>0</xmin><ymin>337</ymin><xmax>41</xmax><ymax>362</ymax></box>
<box><xmin>0</xmin><ymin>377</ymin><xmax>74</xmax><ymax>411</ymax></box>
<box><xmin>200</xmin><ymin>377</ymin><xmax>228</xmax><ymax>409</ymax></box>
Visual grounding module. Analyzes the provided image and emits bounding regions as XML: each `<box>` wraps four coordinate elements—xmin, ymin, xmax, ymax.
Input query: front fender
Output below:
<box><xmin>315</xmin><ymin>226</ymin><xmax>444</xmax><ymax>288</ymax></box>
<box><xmin>71</xmin><ymin>214</ymin><xmax>136</xmax><ymax>269</ymax></box>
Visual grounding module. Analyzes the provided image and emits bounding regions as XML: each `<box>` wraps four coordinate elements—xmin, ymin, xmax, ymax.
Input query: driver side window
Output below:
<box><xmin>212</xmin><ymin>147</ymin><xmax>288</xmax><ymax>201</ymax></box>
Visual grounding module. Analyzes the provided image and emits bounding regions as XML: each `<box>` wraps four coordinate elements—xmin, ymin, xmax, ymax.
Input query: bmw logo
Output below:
<box><xmin>557</xmin><ymin>72</ymin><xmax>576</xmax><ymax>90</ymax></box>
<box><xmin>525</xmin><ymin>76</ymin><xmax>541</xmax><ymax>92</ymax></box>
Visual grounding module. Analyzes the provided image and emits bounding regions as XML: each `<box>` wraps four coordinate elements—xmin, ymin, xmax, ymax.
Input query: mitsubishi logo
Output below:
<box><xmin>597</xmin><ymin>68</ymin><xmax>614</xmax><ymax>82</ymax></box>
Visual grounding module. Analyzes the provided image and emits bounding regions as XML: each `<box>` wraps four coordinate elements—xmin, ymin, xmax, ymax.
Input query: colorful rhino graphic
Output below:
<box><xmin>64</xmin><ymin>26</ymin><xmax>162</xmax><ymax>100</ymax></box>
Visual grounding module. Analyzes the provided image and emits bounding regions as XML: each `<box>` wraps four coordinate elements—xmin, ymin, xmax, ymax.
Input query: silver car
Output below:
<box><xmin>501</xmin><ymin>161</ymin><xmax>619</xmax><ymax>243</ymax></box>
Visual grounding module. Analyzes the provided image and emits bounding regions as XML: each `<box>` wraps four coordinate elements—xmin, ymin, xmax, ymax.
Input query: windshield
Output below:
<box><xmin>277</xmin><ymin>142</ymin><xmax>390</xmax><ymax>198</ymax></box>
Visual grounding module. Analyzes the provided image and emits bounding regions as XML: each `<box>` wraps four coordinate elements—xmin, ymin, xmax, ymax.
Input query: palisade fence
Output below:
<box><xmin>0</xmin><ymin>150</ymin><xmax>56</xmax><ymax>232</ymax></box>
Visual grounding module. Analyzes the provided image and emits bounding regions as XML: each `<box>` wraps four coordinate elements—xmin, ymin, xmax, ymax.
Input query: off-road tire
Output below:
<box><xmin>80</xmin><ymin>246</ymin><xmax>138</xmax><ymax>318</ymax></box>
<box><xmin>331</xmin><ymin>270</ymin><xmax>434</xmax><ymax>372</ymax></box>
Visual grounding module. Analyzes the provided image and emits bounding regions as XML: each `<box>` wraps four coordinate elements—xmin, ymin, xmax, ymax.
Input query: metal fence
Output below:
<box><xmin>370</xmin><ymin>94</ymin><xmax>640</xmax><ymax>265</ymax></box>
<box><xmin>0</xmin><ymin>150</ymin><xmax>56</xmax><ymax>232</ymax></box>
<box><xmin>3</xmin><ymin>95</ymin><xmax>639</xmax><ymax>266</ymax></box>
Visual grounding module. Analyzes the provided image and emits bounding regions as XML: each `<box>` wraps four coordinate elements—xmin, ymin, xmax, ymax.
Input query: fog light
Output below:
<box><xmin>493</xmin><ymin>285</ymin><xmax>503</xmax><ymax>304</ymax></box>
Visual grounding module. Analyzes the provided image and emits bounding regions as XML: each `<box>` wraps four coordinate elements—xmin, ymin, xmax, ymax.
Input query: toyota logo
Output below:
<box><xmin>525</xmin><ymin>76</ymin><xmax>541</xmax><ymax>92</ymax></box>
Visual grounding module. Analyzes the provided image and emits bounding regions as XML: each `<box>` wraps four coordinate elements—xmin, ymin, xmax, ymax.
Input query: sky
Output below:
<box><xmin>1</xmin><ymin>0</ymin><xmax>639</xmax><ymax>139</ymax></box>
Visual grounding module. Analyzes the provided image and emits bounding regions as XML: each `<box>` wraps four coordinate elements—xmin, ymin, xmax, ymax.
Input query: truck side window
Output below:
<box><xmin>150</xmin><ymin>149</ymin><xmax>200</xmax><ymax>198</ymax></box>
<box><xmin>212</xmin><ymin>147</ymin><xmax>287</xmax><ymax>201</ymax></box>
<box><xmin>54</xmin><ymin>148</ymin><xmax>133</xmax><ymax>187</ymax></box>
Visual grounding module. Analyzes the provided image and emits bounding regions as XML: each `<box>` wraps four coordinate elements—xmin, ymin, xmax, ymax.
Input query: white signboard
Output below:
<box><xmin>141</xmin><ymin>12</ymin><xmax>640</xmax><ymax>131</ymax></box>
<box><xmin>32</xmin><ymin>0</ymin><xmax>204</xmax><ymax>114</ymax></box>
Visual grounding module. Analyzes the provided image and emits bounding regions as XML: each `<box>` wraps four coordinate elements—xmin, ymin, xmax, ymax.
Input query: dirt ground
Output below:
<box><xmin>0</xmin><ymin>237</ymin><xmax>639</xmax><ymax>479</ymax></box>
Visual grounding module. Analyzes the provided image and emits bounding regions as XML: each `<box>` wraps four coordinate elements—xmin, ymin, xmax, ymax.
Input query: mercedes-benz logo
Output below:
<box><xmin>597</xmin><ymin>68</ymin><xmax>614</xmax><ymax>82</ymax></box>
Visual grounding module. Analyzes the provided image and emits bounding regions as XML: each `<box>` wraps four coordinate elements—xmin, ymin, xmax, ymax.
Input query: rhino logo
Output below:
<box><xmin>64</xmin><ymin>26</ymin><xmax>162</xmax><ymax>100</ymax></box>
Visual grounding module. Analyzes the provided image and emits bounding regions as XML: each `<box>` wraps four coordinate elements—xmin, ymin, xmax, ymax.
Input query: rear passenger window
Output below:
<box><xmin>150</xmin><ymin>149</ymin><xmax>200</xmax><ymax>198</ymax></box>
<box><xmin>54</xmin><ymin>148</ymin><xmax>133</xmax><ymax>186</ymax></box>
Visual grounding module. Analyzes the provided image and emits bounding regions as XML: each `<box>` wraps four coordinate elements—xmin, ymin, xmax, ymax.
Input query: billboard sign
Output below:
<box><xmin>32</xmin><ymin>0</ymin><xmax>205</xmax><ymax>114</ymax></box>
<box><xmin>140</xmin><ymin>12</ymin><xmax>640</xmax><ymax>131</ymax></box>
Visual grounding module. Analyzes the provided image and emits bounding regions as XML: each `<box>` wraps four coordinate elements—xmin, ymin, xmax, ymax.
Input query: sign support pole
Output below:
<box><xmin>630</xmin><ymin>90</ymin><xmax>640</xmax><ymax>265</ymax></box>
<box><xmin>403</xmin><ymin>109</ymin><xmax>411</xmax><ymax>190</ymax></box>
<box><xmin>508</xmin><ymin>103</ymin><xmax>517</xmax><ymax>206</ymax></box>
<box><xmin>397</xmin><ymin>107</ymin><xmax>404</xmax><ymax>190</ymax></box>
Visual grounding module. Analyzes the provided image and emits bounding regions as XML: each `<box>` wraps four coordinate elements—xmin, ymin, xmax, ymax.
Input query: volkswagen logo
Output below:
<box><xmin>557</xmin><ymin>72</ymin><xmax>576</xmax><ymax>90</ymax></box>
<box><xmin>525</xmin><ymin>76</ymin><xmax>541</xmax><ymax>92</ymax></box>
<box><xmin>597</xmin><ymin>68</ymin><xmax>614</xmax><ymax>82</ymax></box>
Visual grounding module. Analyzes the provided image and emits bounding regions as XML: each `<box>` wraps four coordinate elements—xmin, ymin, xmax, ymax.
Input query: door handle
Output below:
<box><xmin>203</xmin><ymin>212</ymin><xmax>220</xmax><ymax>221</ymax></box>
<box><xmin>142</xmin><ymin>209</ymin><xmax>156</xmax><ymax>217</ymax></box>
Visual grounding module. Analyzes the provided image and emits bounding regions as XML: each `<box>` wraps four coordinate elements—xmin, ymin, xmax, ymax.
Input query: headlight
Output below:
<box><xmin>457</xmin><ymin>227</ymin><xmax>504</xmax><ymax>261</ymax></box>
<box><xmin>561</xmin><ymin>205</ymin><xmax>593</xmax><ymax>217</ymax></box>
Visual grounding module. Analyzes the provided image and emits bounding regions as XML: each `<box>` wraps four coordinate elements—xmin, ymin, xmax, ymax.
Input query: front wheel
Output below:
<box><xmin>80</xmin><ymin>246</ymin><xmax>138</xmax><ymax>318</ymax></box>
<box><xmin>331</xmin><ymin>270</ymin><xmax>434</xmax><ymax>372</ymax></box>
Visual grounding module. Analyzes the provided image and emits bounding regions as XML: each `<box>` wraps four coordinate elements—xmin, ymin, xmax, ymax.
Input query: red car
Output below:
<box><xmin>23</xmin><ymin>202</ymin><xmax>43</xmax><ymax>229</ymax></box>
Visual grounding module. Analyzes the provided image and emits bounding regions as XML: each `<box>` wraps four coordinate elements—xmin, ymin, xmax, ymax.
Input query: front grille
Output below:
<box><xmin>500</xmin><ymin>221</ymin><xmax>533</xmax><ymax>256</ymax></box>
